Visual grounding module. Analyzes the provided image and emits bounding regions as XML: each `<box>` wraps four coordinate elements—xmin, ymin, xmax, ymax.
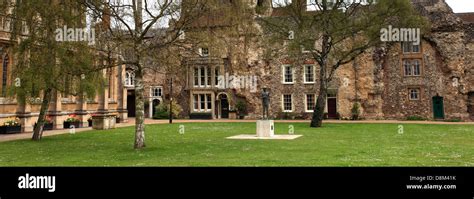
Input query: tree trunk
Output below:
<box><xmin>311</xmin><ymin>56</ymin><xmax>327</xmax><ymax>127</ymax></box>
<box><xmin>310</xmin><ymin>33</ymin><xmax>329</xmax><ymax>128</ymax></box>
<box><xmin>32</xmin><ymin>88</ymin><xmax>53</xmax><ymax>140</ymax></box>
<box><xmin>310</xmin><ymin>81</ymin><xmax>327</xmax><ymax>128</ymax></box>
<box><xmin>134</xmin><ymin>70</ymin><xmax>146</xmax><ymax>149</ymax></box>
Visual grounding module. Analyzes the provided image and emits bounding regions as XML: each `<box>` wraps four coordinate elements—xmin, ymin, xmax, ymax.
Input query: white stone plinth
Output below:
<box><xmin>256</xmin><ymin>120</ymin><xmax>274</xmax><ymax>137</ymax></box>
<box><xmin>92</xmin><ymin>114</ymin><xmax>116</xmax><ymax>130</ymax></box>
<box><xmin>227</xmin><ymin>134</ymin><xmax>303</xmax><ymax>140</ymax></box>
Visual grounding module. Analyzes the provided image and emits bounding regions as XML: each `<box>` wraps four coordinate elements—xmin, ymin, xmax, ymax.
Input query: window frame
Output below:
<box><xmin>2</xmin><ymin>54</ymin><xmax>9</xmax><ymax>97</ymax></box>
<box><xmin>151</xmin><ymin>86</ymin><xmax>163</xmax><ymax>97</ymax></box>
<box><xmin>408</xmin><ymin>88</ymin><xmax>421</xmax><ymax>101</ymax></box>
<box><xmin>192</xmin><ymin>93</ymin><xmax>213</xmax><ymax>112</ymax></box>
<box><xmin>403</xmin><ymin>59</ymin><xmax>422</xmax><ymax>77</ymax></box>
<box><xmin>282</xmin><ymin>94</ymin><xmax>293</xmax><ymax>112</ymax></box>
<box><xmin>303</xmin><ymin>64</ymin><xmax>315</xmax><ymax>84</ymax></box>
<box><xmin>125</xmin><ymin>70</ymin><xmax>135</xmax><ymax>87</ymax></box>
<box><xmin>193</xmin><ymin>66</ymin><xmax>212</xmax><ymax>88</ymax></box>
<box><xmin>199</xmin><ymin>47</ymin><xmax>209</xmax><ymax>57</ymax></box>
<box><xmin>282</xmin><ymin>65</ymin><xmax>294</xmax><ymax>84</ymax></box>
<box><xmin>214</xmin><ymin>67</ymin><xmax>219</xmax><ymax>86</ymax></box>
<box><xmin>412</xmin><ymin>60</ymin><xmax>421</xmax><ymax>76</ymax></box>
<box><xmin>305</xmin><ymin>94</ymin><xmax>316</xmax><ymax>112</ymax></box>
<box><xmin>193</xmin><ymin>95</ymin><xmax>199</xmax><ymax>111</ymax></box>
<box><xmin>402</xmin><ymin>42</ymin><xmax>421</xmax><ymax>54</ymax></box>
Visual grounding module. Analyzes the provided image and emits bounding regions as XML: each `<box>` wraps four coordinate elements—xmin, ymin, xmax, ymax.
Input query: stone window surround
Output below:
<box><xmin>191</xmin><ymin>92</ymin><xmax>213</xmax><ymax>113</ymax></box>
<box><xmin>193</xmin><ymin>66</ymin><xmax>213</xmax><ymax>88</ymax></box>
<box><xmin>408</xmin><ymin>87</ymin><xmax>421</xmax><ymax>101</ymax></box>
<box><xmin>303</xmin><ymin>64</ymin><xmax>315</xmax><ymax>84</ymax></box>
<box><xmin>282</xmin><ymin>94</ymin><xmax>293</xmax><ymax>112</ymax></box>
<box><xmin>305</xmin><ymin>93</ymin><xmax>316</xmax><ymax>112</ymax></box>
<box><xmin>125</xmin><ymin>70</ymin><xmax>135</xmax><ymax>87</ymax></box>
<box><xmin>282</xmin><ymin>65</ymin><xmax>294</xmax><ymax>84</ymax></box>
<box><xmin>402</xmin><ymin>42</ymin><xmax>421</xmax><ymax>54</ymax></box>
<box><xmin>403</xmin><ymin>59</ymin><xmax>422</xmax><ymax>77</ymax></box>
<box><xmin>214</xmin><ymin>67</ymin><xmax>219</xmax><ymax>86</ymax></box>
<box><xmin>400</xmin><ymin>41</ymin><xmax>423</xmax><ymax>77</ymax></box>
<box><xmin>150</xmin><ymin>86</ymin><xmax>163</xmax><ymax>97</ymax></box>
<box><xmin>199</xmin><ymin>47</ymin><xmax>209</xmax><ymax>57</ymax></box>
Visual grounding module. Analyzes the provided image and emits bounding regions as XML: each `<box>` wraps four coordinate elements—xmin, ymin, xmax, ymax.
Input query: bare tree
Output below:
<box><xmin>82</xmin><ymin>0</ymin><xmax>208</xmax><ymax>149</ymax></box>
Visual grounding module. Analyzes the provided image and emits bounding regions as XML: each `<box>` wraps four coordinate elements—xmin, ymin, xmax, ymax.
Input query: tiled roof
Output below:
<box><xmin>456</xmin><ymin>13</ymin><xmax>474</xmax><ymax>24</ymax></box>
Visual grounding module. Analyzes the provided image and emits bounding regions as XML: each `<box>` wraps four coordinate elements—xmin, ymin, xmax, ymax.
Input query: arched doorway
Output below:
<box><xmin>432</xmin><ymin>96</ymin><xmax>444</xmax><ymax>120</ymax></box>
<box><xmin>125</xmin><ymin>70</ymin><xmax>136</xmax><ymax>117</ymax></box>
<box><xmin>217</xmin><ymin>93</ymin><xmax>229</xmax><ymax>119</ymax></box>
<box><xmin>152</xmin><ymin>99</ymin><xmax>160</xmax><ymax>117</ymax></box>
<box><xmin>127</xmin><ymin>90</ymin><xmax>136</xmax><ymax>117</ymax></box>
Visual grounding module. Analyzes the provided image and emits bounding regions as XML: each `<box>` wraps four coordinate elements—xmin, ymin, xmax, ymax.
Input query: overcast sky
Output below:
<box><xmin>446</xmin><ymin>0</ymin><xmax>474</xmax><ymax>13</ymax></box>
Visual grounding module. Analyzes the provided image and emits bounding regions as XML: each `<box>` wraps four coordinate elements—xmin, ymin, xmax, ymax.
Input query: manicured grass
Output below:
<box><xmin>0</xmin><ymin>122</ymin><xmax>473</xmax><ymax>166</ymax></box>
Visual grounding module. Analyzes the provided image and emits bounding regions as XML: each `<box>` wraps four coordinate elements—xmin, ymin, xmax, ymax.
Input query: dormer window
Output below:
<box><xmin>199</xmin><ymin>47</ymin><xmax>209</xmax><ymax>57</ymax></box>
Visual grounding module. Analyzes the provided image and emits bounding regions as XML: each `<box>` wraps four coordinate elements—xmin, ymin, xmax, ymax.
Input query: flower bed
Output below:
<box><xmin>0</xmin><ymin>117</ymin><xmax>21</xmax><ymax>134</ymax></box>
<box><xmin>64</xmin><ymin>114</ymin><xmax>82</xmax><ymax>129</ymax></box>
<box><xmin>34</xmin><ymin>122</ymin><xmax>53</xmax><ymax>130</ymax></box>
<box><xmin>0</xmin><ymin>125</ymin><xmax>21</xmax><ymax>134</ymax></box>
<box><xmin>34</xmin><ymin>116</ymin><xmax>54</xmax><ymax>130</ymax></box>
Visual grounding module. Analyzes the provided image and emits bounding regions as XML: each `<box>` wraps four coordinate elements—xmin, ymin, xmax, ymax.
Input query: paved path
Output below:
<box><xmin>0</xmin><ymin>119</ymin><xmax>472</xmax><ymax>143</ymax></box>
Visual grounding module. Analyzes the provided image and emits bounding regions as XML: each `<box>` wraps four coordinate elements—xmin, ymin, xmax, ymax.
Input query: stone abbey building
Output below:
<box><xmin>142</xmin><ymin>0</ymin><xmax>472</xmax><ymax>121</ymax></box>
<box><xmin>1</xmin><ymin>0</ymin><xmax>473</xmax><ymax>133</ymax></box>
<box><xmin>0</xmin><ymin>8</ymin><xmax>128</xmax><ymax>132</ymax></box>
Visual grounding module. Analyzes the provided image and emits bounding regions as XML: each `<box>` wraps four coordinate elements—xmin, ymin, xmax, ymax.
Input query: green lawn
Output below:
<box><xmin>0</xmin><ymin>122</ymin><xmax>473</xmax><ymax>166</ymax></box>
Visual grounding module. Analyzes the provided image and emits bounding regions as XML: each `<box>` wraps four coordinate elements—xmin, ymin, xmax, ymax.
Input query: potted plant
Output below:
<box><xmin>64</xmin><ymin>114</ymin><xmax>81</xmax><ymax>129</ymax></box>
<box><xmin>351</xmin><ymin>103</ymin><xmax>361</xmax><ymax>120</ymax></box>
<box><xmin>153</xmin><ymin>101</ymin><xmax>183</xmax><ymax>119</ymax></box>
<box><xmin>0</xmin><ymin>117</ymin><xmax>21</xmax><ymax>134</ymax></box>
<box><xmin>228</xmin><ymin>107</ymin><xmax>237</xmax><ymax>119</ymax></box>
<box><xmin>35</xmin><ymin>116</ymin><xmax>53</xmax><ymax>130</ymax></box>
<box><xmin>235</xmin><ymin>100</ymin><xmax>247</xmax><ymax>119</ymax></box>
